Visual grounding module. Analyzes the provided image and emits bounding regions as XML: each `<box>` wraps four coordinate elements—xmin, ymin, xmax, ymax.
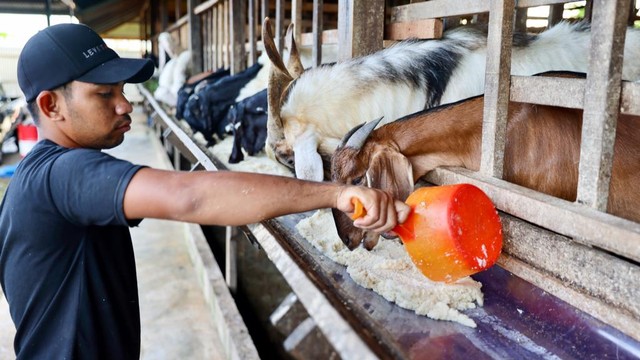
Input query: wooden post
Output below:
<box><xmin>337</xmin><ymin>0</ymin><xmax>384</xmax><ymax>61</ymax></box>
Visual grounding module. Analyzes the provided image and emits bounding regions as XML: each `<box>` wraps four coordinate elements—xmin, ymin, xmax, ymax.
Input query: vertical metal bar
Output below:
<box><xmin>514</xmin><ymin>8</ymin><xmax>527</xmax><ymax>32</ymax></box>
<box><xmin>576</xmin><ymin>0</ymin><xmax>629</xmax><ymax>211</ymax></box>
<box><xmin>225</xmin><ymin>226</ymin><xmax>238</xmax><ymax>291</ymax></box>
<box><xmin>203</xmin><ymin>12</ymin><xmax>209</xmax><ymax>71</ymax></box>
<box><xmin>45</xmin><ymin>0</ymin><xmax>51</xmax><ymax>26</ymax></box>
<box><xmin>292</xmin><ymin>0</ymin><xmax>303</xmax><ymax>42</ymax></box>
<box><xmin>160</xmin><ymin>0</ymin><xmax>168</xmax><ymax>30</ymax></box>
<box><xmin>215</xmin><ymin>5</ymin><xmax>221</xmax><ymax>69</ymax></box>
<box><xmin>224</xmin><ymin>0</ymin><xmax>230</xmax><ymax>70</ymax></box>
<box><xmin>337</xmin><ymin>0</ymin><xmax>384</xmax><ymax>61</ymax></box>
<box><xmin>480</xmin><ymin>0</ymin><xmax>515</xmax><ymax>178</ymax></box>
<box><xmin>628</xmin><ymin>0</ymin><xmax>638</xmax><ymax>26</ymax></box>
<box><xmin>261</xmin><ymin>0</ymin><xmax>268</xmax><ymax>22</ymax></box>
<box><xmin>248</xmin><ymin>0</ymin><xmax>257</xmax><ymax>65</ymax></box>
<box><xmin>548</xmin><ymin>4</ymin><xmax>564</xmax><ymax>27</ymax></box>
<box><xmin>230</xmin><ymin>0</ymin><xmax>246</xmax><ymax>74</ymax></box>
<box><xmin>275</xmin><ymin>0</ymin><xmax>285</xmax><ymax>52</ymax></box>
<box><xmin>312</xmin><ymin>0</ymin><xmax>324</xmax><ymax>67</ymax></box>
<box><xmin>187</xmin><ymin>0</ymin><xmax>204</xmax><ymax>73</ymax></box>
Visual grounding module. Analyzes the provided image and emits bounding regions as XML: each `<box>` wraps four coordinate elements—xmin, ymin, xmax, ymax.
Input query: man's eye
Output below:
<box><xmin>351</xmin><ymin>176</ymin><xmax>364</xmax><ymax>186</ymax></box>
<box><xmin>99</xmin><ymin>92</ymin><xmax>112</xmax><ymax>98</ymax></box>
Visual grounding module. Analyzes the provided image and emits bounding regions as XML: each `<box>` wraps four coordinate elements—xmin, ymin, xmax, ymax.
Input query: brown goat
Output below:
<box><xmin>331</xmin><ymin>95</ymin><xmax>640</xmax><ymax>250</ymax></box>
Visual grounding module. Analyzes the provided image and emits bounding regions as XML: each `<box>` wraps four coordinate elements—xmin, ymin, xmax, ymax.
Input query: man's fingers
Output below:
<box><xmin>395</xmin><ymin>200</ymin><xmax>411</xmax><ymax>224</ymax></box>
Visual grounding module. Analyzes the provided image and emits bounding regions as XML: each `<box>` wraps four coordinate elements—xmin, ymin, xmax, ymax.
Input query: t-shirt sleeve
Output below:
<box><xmin>48</xmin><ymin>149</ymin><xmax>145</xmax><ymax>227</ymax></box>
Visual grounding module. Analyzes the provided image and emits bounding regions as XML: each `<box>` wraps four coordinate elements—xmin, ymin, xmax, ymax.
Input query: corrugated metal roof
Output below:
<box><xmin>0</xmin><ymin>0</ymin><xmax>172</xmax><ymax>39</ymax></box>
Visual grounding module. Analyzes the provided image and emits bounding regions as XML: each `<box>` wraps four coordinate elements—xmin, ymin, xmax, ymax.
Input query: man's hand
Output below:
<box><xmin>336</xmin><ymin>186</ymin><xmax>410</xmax><ymax>233</ymax></box>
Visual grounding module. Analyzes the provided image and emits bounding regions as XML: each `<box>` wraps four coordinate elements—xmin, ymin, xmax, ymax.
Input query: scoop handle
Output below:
<box><xmin>351</xmin><ymin>197</ymin><xmax>366</xmax><ymax>220</ymax></box>
<box><xmin>351</xmin><ymin>198</ymin><xmax>409</xmax><ymax>238</ymax></box>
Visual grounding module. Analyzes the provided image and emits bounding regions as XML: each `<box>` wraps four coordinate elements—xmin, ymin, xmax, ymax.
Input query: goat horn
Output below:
<box><xmin>285</xmin><ymin>23</ymin><xmax>305</xmax><ymax>78</ymax></box>
<box><xmin>263</xmin><ymin>18</ymin><xmax>293</xmax><ymax>81</ymax></box>
<box><xmin>344</xmin><ymin>117</ymin><xmax>384</xmax><ymax>150</ymax></box>
<box><xmin>263</xmin><ymin>17</ymin><xmax>291</xmax><ymax>147</ymax></box>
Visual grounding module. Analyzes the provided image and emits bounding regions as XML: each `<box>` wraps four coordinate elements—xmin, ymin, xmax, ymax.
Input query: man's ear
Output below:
<box><xmin>36</xmin><ymin>90</ymin><xmax>64</xmax><ymax>121</ymax></box>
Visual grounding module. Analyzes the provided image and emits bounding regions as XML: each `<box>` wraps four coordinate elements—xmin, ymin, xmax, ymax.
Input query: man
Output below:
<box><xmin>0</xmin><ymin>23</ymin><xmax>409</xmax><ymax>359</ymax></box>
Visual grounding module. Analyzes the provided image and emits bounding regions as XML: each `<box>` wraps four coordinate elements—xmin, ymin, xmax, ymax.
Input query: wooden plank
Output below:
<box><xmin>385</xmin><ymin>18</ymin><xmax>443</xmax><ymax>40</ymax></box>
<box><xmin>389</xmin><ymin>0</ymin><xmax>572</xmax><ymax>23</ymax></box>
<box><xmin>576</xmin><ymin>0</ymin><xmax>630</xmax><ymax>211</ymax></box>
<box><xmin>480</xmin><ymin>0</ymin><xmax>514</xmax><ymax>178</ymax></box>
<box><xmin>194</xmin><ymin>0</ymin><xmax>222</xmax><ymax>15</ymax></box>
<box><xmin>390</xmin><ymin>0</ymin><xmax>489</xmax><ymax>23</ymax></box>
<box><xmin>424</xmin><ymin>167</ymin><xmax>640</xmax><ymax>263</ymax></box>
<box><xmin>299</xmin><ymin>29</ymin><xmax>338</xmax><ymax>47</ymax></box>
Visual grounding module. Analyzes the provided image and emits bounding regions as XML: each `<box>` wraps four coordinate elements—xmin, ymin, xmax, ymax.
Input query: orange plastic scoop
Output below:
<box><xmin>352</xmin><ymin>183</ymin><xmax>503</xmax><ymax>283</ymax></box>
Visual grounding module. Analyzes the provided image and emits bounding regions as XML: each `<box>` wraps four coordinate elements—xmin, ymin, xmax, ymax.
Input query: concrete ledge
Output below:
<box><xmin>183</xmin><ymin>223</ymin><xmax>260</xmax><ymax>360</ymax></box>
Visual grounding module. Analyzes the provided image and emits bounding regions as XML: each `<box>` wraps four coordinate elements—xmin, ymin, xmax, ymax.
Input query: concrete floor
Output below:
<box><xmin>0</xmin><ymin>105</ymin><xmax>228</xmax><ymax>359</ymax></box>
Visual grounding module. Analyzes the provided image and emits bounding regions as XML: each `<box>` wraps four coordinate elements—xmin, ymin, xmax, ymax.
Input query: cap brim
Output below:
<box><xmin>76</xmin><ymin>57</ymin><xmax>154</xmax><ymax>85</ymax></box>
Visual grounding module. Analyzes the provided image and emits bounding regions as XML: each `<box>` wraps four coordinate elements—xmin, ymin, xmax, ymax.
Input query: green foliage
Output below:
<box><xmin>143</xmin><ymin>78</ymin><xmax>159</xmax><ymax>93</ymax></box>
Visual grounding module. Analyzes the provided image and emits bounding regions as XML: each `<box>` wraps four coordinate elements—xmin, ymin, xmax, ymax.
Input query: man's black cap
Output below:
<box><xmin>17</xmin><ymin>23</ymin><xmax>154</xmax><ymax>102</ymax></box>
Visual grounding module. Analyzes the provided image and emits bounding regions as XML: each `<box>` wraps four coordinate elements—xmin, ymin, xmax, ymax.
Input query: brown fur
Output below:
<box><xmin>331</xmin><ymin>96</ymin><xmax>640</xmax><ymax>249</ymax></box>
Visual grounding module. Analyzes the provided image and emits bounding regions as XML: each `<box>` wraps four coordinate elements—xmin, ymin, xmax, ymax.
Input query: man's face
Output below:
<box><xmin>56</xmin><ymin>81</ymin><xmax>133</xmax><ymax>149</ymax></box>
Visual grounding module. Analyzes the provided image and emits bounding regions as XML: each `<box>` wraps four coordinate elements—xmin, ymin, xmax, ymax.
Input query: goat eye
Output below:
<box><xmin>351</xmin><ymin>176</ymin><xmax>364</xmax><ymax>186</ymax></box>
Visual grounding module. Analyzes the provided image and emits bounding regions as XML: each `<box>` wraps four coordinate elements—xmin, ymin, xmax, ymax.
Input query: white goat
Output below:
<box><xmin>154</xmin><ymin>50</ymin><xmax>192</xmax><ymax>107</ymax></box>
<box><xmin>264</xmin><ymin>19</ymin><xmax>640</xmax><ymax>182</ymax></box>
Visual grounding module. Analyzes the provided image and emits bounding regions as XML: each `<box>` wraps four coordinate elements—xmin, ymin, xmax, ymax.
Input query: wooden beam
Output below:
<box><xmin>385</xmin><ymin>18</ymin><xmax>443</xmax><ymax>40</ymax></box>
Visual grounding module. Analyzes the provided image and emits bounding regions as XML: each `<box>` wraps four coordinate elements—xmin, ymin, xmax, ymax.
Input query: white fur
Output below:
<box><xmin>441</xmin><ymin>22</ymin><xmax>640</xmax><ymax>104</ymax></box>
<box><xmin>154</xmin><ymin>50</ymin><xmax>192</xmax><ymax>107</ymax></box>
<box><xmin>236</xmin><ymin>44</ymin><xmax>339</xmax><ymax>102</ymax></box>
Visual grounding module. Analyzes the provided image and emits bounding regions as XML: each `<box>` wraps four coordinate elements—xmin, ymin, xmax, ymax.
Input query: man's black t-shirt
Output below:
<box><xmin>0</xmin><ymin>139</ymin><xmax>145</xmax><ymax>359</ymax></box>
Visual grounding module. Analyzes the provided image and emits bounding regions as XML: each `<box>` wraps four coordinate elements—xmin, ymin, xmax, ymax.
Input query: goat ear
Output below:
<box><xmin>284</xmin><ymin>23</ymin><xmax>305</xmax><ymax>79</ymax></box>
<box><xmin>366</xmin><ymin>149</ymin><xmax>414</xmax><ymax>202</ymax></box>
<box><xmin>293</xmin><ymin>130</ymin><xmax>325</xmax><ymax>182</ymax></box>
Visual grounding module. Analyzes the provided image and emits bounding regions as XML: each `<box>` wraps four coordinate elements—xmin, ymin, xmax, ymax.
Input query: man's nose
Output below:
<box><xmin>116</xmin><ymin>95</ymin><xmax>133</xmax><ymax>115</ymax></box>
